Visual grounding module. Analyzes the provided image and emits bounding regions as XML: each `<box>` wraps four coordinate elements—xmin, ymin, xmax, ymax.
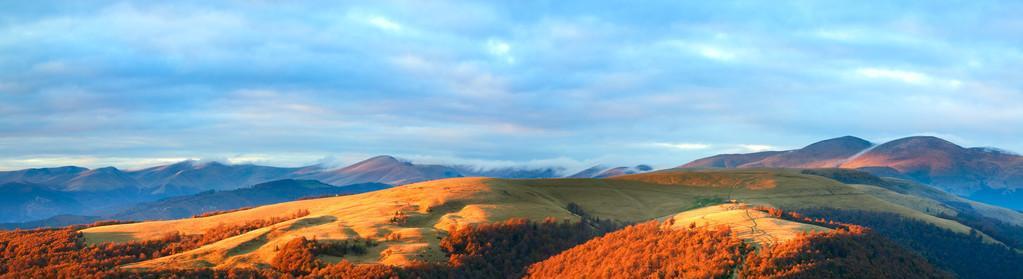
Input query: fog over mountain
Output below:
<box><xmin>0</xmin><ymin>155</ymin><xmax>634</xmax><ymax>224</ymax></box>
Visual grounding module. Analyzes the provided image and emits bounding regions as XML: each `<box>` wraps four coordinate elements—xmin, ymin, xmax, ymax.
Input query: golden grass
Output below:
<box><xmin>80</xmin><ymin>169</ymin><xmax>990</xmax><ymax>270</ymax></box>
<box><xmin>662</xmin><ymin>203</ymin><xmax>830</xmax><ymax>245</ymax></box>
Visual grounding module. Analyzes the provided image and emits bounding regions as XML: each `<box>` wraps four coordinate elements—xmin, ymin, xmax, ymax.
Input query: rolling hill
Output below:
<box><xmin>524</xmin><ymin>205</ymin><xmax>948</xmax><ymax>278</ymax></box>
<box><xmin>683</xmin><ymin>135</ymin><xmax>1023</xmax><ymax>209</ymax></box>
<box><xmin>79</xmin><ymin>169</ymin><xmax>999</xmax><ymax>270</ymax></box>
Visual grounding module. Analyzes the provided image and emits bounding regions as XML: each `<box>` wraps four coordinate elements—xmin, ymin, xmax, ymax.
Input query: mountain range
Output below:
<box><xmin>683</xmin><ymin>135</ymin><xmax>1023</xmax><ymax>209</ymax></box>
<box><xmin>0</xmin><ymin>155</ymin><xmax>646</xmax><ymax>224</ymax></box>
<box><xmin>7</xmin><ymin>134</ymin><xmax>1022</xmax><ymax>224</ymax></box>
<box><xmin>0</xmin><ymin>179</ymin><xmax>391</xmax><ymax>229</ymax></box>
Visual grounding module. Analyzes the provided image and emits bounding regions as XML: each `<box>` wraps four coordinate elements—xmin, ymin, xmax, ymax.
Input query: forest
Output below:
<box><xmin>526</xmin><ymin>217</ymin><xmax>946</xmax><ymax>279</ymax></box>
<box><xmin>793</xmin><ymin>208</ymin><xmax>1023</xmax><ymax>279</ymax></box>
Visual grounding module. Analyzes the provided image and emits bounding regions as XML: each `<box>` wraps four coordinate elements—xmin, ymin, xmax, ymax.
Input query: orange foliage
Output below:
<box><xmin>525</xmin><ymin>221</ymin><xmax>749</xmax><ymax>279</ymax></box>
<box><xmin>0</xmin><ymin>208</ymin><xmax>954</xmax><ymax>279</ymax></box>
<box><xmin>0</xmin><ymin>209</ymin><xmax>309</xmax><ymax>279</ymax></box>
<box><xmin>272</xmin><ymin>237</ymin><xmax>321</xmax><ymax>276</ymax></box>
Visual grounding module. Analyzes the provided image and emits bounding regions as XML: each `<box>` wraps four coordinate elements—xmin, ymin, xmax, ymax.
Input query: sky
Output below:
<box><xmin>1</xmin><ymin>1</ymin><xmax>1022</xmax><ymax>171</ymax></box>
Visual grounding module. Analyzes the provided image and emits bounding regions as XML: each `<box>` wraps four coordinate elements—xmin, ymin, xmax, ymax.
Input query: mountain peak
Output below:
<box><xmin>91</xmin><ymin>166</ymin><xmax>121</xmax><ymax>173</ymax></box>
<box><xmin>352</xmin><ymin>155</ymin><xmax>406</xmax><ymax>167</ymax></box>
<box><xmin>802</xmin><ymin>136</ymin><xmax>872</xmax><ymax>151</ymax></box>
<box><xmin>882</xmin><ymin>136</ymin><xmax>961</xmax><ymax>150</ymax></box>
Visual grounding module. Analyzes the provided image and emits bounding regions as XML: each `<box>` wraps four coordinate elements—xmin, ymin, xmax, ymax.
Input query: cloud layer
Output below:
<box><xmin>1</xmin><ymin>1</ymin><xmax>1022</xmax><ymax>170</ymax></box>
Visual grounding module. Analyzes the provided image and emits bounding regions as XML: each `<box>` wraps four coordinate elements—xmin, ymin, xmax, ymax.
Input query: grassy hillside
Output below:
<box><xmin>662</xmin><ymin>203</ymin><xmax>829</xmax><ymax>245</ymax></box>
<box><xmin>80</xmin><ymin>169</ymin><xmax>992</xmax><ymax>270</ymax></box>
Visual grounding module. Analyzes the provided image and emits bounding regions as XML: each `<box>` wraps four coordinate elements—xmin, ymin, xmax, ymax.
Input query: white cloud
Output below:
<box><xmin>225</xmin><ymin>154</ymin><xmax>273</xmax><ymax>165</ymax></box>
<box><xmin>738</xmin><ymin>144</ymin><xmax>775</xmax><ymax>152</ymax></box>
<box><xmin>347</xmin><ymin>11</ymin><xmax>403</xmax><ymax>32</ymax></box>
<box><xmin>695</xmin><ymin>46</ymin><xmax>736</xmax><ymax>61</ymax></box>
<box><xmin>662</xmin><ymin>40</ymin><xmax>738</xmax><ymax>62</ymax></box>
<box><xmin>0</xmin><ymin>156</ymin><xmax>197</xmax><ymax>171</ymax></box>
<box><xmin>854</xmin><ymin>67</ymin><xmax>962</xmax><ymax>88</ymax></box>
<box><xmin>367</xmin><ymin>15</ymin><xmax>402</xmax><ymax>31</ymax></box>
<box><xmin>486</xmin><ymin>39</ymin><xmax>515</xmax><ymax>64</ymax></box>
<box><xmin>388</xmin><ymin>54</ymin><xmax>512</xmax><ymax>98</ymax></box>
<box><xmin>651</xmin><ymin>142</ymin><xmax>712</xmax><ymax>150</ymax></box>
<box><xmin>855</xmin><ymin>67</ymin><xmax>930</xmax><ymax>84</ymax></box>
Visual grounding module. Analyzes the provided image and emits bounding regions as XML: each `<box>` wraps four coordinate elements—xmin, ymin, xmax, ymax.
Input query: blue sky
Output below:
<box><xmin>1</xmin><ymin>1</ymin><xmax>1022</xmax><ymax>171</ymax></box>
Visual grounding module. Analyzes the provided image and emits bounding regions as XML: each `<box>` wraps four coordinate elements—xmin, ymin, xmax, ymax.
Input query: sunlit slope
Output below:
<box><xmin>81</xmin><ymin>169</ymin><xmax>984</xmax><ymax>270</ymax></box>
<box><xmin>612</xmin><ymin>169</ymin><xmax>975</xmax><ymax>233</ymax></box>
<box><xmin>662</xmin><ymin>203</ymin><xmax>830</xmax><ymax>245</ymax></box>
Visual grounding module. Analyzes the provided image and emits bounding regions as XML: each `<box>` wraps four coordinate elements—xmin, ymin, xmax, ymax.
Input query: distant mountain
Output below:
<box><xmin>683</xmin><ymin>136</ymin><xmax>873</xmax><ymax>168</ymax></box>
<box><xmin>0</xmin><ymin>161</ymin><xmax>324</xmax><ymax>223</ymax></box>
<box><xmin>568</xmin><ymin>165</ymin><xmax>653</xmax><ymax>178</ymax></box>
<box><xmin>0</xmin><ymin>155</ymin><xmax>648</xmax><ymax>223</ymax></box>
<box><xmin>305</xmin><ymin>156</ymin><xmax>463</xmax><ymax>185</ymax></box>
<box><xmin>1</xmin><ymin>179</ymin><xmax>391</xmax><ymax>229</ymax></box>
<box><xmin>111</xmin><ymin>179</ymin><xmax>390</xmax><ymax>221</ymax></box>
<box><xmin>682</xmin><ymin>136</ymin><xmax>1023</xmax><ymax>209</ymax></box>
<box><xmin>0</xmin><ymin>166</ymin><xmax>88</xmax><ymax>188</ymax></box>
<box><xmin>65</xmin><ymin>167</ymin><xmax>139</xmax><ymax>192</ymax></box>
<box><xmin>837</xmin><ymin>136</ymin><xmax>1023</xmax><ymax>194</ymax></box>
<box><xmin>0</xmin><ymin>214</ymin><xmax>101</xmax><ymax>230</ymax></box>
<box><xmin>0</xmin><ymin>182</ymin><xmax>83</xmax><ymax>223</ymax></box>
<box><xmin>128</xmin><ymin>160</ymin><xmax>313</xmax><ymax>195</ymax></box>
<box><xmin>0</xmin><ymin>156</ymin><xmax>632</xmax><ymax>196</ymax></box>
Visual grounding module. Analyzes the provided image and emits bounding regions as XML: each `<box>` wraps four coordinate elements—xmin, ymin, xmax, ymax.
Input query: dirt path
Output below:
<box><xmin>743</xmin><ymin>208</ymin><xmax>778</xmax><ymax>246</ymax></box>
